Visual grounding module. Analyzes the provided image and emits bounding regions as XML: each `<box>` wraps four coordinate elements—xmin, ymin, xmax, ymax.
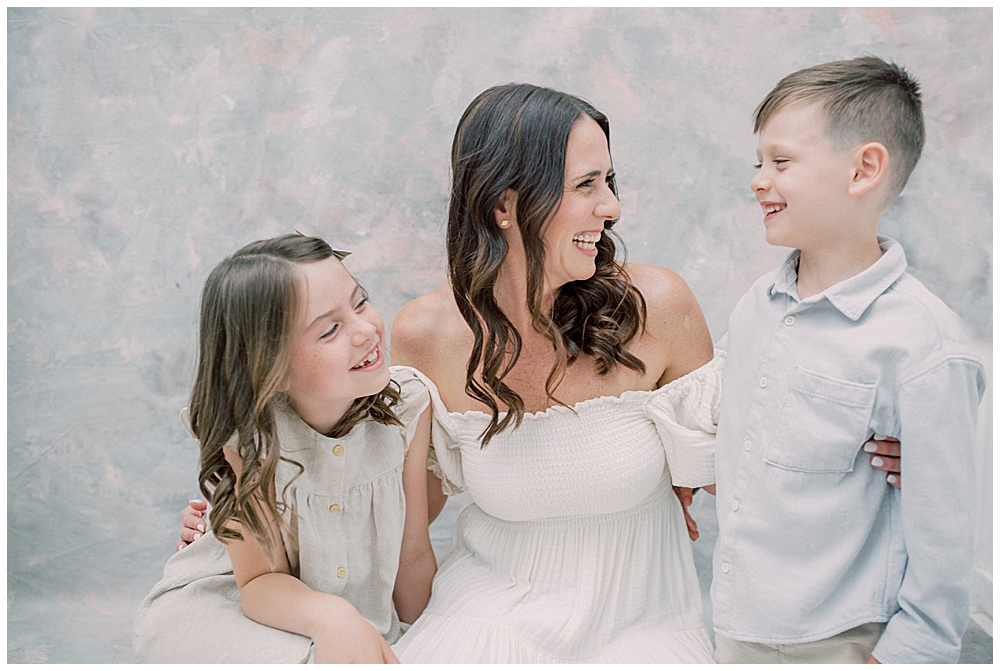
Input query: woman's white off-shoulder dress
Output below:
<box><xmin>394</xmin><ymin>352</ymin><xmax>725</xmax><ymax>663</ymax></box>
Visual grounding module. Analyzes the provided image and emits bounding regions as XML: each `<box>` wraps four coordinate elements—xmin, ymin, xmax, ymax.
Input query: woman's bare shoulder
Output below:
<box><xmin>390</xmin><ymin>285</ymin><xmax>469</xmax><ymax>368</ymax></box>
<box><xmin>621</xmin><ymin>262</ymin><xmax>702</xmax><ymax>320</ymax></box>
<box><xmin>621</xmin><ymin>262</ymin><xmax>713</xmax><ymax>382</ymax></box>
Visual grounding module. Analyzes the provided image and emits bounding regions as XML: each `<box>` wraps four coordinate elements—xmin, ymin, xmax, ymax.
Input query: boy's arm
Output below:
<box><xmin>393</xmin><ymin>405</ymin><xmax>437</xmax><ymax>624</ymax></box>
<box><xmin>869</xmin><ymin>356</ymin><xmax>986</xmax><ymax>663</ymax></box>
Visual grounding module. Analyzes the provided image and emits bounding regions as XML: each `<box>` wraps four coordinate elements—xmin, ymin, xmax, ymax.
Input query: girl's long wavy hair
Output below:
<box><xmin>448</xmin><ymin>84</ymin><xmax>647</xmax><ymax>445</ymax></box>
<box><xmin>190</xmin><ymin>234</ymin><xmax>401</xmax><ymax>563</ymax></box>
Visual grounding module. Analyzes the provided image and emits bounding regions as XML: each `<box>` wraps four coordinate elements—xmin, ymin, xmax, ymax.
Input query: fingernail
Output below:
<box><xmin>871</xmin><ymin>456</ymin><xmax>884</xmax><ymax>467</ymax></box>
<box><xmin>190</xmin><ymin>499</ymin><xmax>202</xmax><ymax>504</ymax></box>
<box><xmin>197</xmin><ymin>523</ymin><xmax>205</xmax><ymax>532</ymax></box>
<box><xmin>874</xmin><ymin>433</ymin><xmax>887</xmax><ymax>441</ymax></box>
<box><xmin>887</xmin><ymin>474</ymin><xmax>898</xmax><ymax>484</ymax></box>
<box><xmin>193</xmin><ymin>533</ymin><xmax>202</xmax><ymax>541</ymax></box>
<box><xmin>863</xmin><ymin>442</ymin><xmax>878</xmax><ymax>453</ymax></box>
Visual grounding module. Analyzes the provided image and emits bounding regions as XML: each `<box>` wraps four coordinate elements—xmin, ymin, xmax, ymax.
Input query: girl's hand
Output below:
<box><xmin>176</xmin><ymin>498</ymin><xmax>208</xmax><ymax>552</ymax></box>
<box><xmin>311</xmin><ymin>601</ymin><xmax>399</xmax><ymax>664</ymax></box>
<box><xmin>864</xmin><ymin>436</ymin><xmax>901</xmax><ymax>489</ymax></box>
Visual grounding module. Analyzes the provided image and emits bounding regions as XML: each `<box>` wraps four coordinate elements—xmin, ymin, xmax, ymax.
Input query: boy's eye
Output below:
<box><xmin>753</xmin><ymin>162</ymin><xmax>763</xmax><ymax>170</ymax></box>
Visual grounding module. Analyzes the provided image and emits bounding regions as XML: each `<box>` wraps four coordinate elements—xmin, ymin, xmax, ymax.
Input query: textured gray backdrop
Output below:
<box><xmin>7</xmin><ymin>8</ymin><xmax>992</xmax><ymax>663</ymax></box>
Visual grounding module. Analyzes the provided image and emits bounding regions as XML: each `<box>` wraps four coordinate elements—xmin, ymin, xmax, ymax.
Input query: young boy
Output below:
<box><xmin>711</xmin><ymin>57</ymin><xmax>986</xmax><ymax>663</ymax></box>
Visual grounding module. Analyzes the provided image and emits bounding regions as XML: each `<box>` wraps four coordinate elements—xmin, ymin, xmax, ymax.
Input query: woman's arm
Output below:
<box><xmin>393</xmin><ymin>406</ymin><xmax>438</xmax><ymax>624</ymax></box>
<box><xmin>221</xmin><ymin>447</ymin><xmax>397</xmax><ymax>663</ymax></box>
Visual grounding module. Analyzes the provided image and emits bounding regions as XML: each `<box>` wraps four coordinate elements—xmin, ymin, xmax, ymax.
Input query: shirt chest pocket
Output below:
<box><xmin>765</xmin><ymin>366</ymin><xmax>876</xmax><ymax>473</ymax></box>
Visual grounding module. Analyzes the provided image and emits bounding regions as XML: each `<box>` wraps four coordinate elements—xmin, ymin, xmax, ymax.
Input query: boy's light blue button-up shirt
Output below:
<box><xmin>711</xmin><ymin>237</ymin><xmax>986</xmax><ymax>664</ymax></box>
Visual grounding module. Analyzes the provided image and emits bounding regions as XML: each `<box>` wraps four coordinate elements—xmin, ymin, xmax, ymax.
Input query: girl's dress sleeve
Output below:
<box><xmin>390</xmin><ymin>365</ymin><xmax>465</xmax><ymax>495</ymax></box>
<box><xmin>644</xmin><ymin>350</ymin><xmax>726</xmax><ymax>489</ymax></box>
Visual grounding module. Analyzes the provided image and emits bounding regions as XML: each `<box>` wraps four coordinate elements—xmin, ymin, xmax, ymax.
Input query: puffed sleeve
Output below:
<box><xmin>389</xmin><ymin>366</ymin><xmax>465</xmax><ymax>495</ymax></box>
<box><xmin>389</xmin><ymin>365</ymin><xmax>433</xmax><ymax>450</ymax></box>
<box><xmin>645</xmin><ymin>350</ymin><xmax>725</xmax><ymax>488</ymax></box>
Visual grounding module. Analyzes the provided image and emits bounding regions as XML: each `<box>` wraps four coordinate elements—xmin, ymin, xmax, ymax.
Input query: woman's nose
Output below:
<box><xmin>598</xmin><ymin>184</ymin><xmax>621</xmax><ymax>221</ymax></box>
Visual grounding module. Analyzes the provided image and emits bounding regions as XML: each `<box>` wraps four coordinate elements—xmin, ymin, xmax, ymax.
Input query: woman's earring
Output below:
<box><xmin>499</xmin><ymin>219</ymin><xmax>510</xmax><ymax>229</ymax></box>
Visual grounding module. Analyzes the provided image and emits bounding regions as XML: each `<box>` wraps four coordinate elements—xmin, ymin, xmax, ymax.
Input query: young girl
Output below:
<box><xmin>133</xmin><ymin>234</ymin><xmax>437</xmax><ymax>663</ymax></box>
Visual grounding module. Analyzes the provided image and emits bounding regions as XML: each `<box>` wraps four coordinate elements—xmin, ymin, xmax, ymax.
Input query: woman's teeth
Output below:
<box><xmin>572</xmin><ymin>233</ymin><xmax>601</xmax><ymax>250</ymax></box>
<box><xmin>765</xmin><ymin>204</ymin><xmax>785</xmax><ymax>215</ymax></box>
<box><xmin>352</xmin><ymin>347</ymin><xmax>379</xmax><ymax>369</ymax></box>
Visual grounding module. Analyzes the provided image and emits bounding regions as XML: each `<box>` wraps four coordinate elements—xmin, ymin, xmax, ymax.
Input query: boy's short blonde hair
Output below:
<box><xmin>754</xmin><ymin>56</ymin><xmax>924</xmax><ymax>200</ymax></box>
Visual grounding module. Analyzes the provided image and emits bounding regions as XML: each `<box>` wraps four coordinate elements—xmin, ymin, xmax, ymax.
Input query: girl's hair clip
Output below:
<box><xmin>294</xmin><ymin>229</ymin><xmax>351</xmax><ymax>260</ymax></box>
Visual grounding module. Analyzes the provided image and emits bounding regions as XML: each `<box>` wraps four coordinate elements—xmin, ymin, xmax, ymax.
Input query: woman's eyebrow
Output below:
<box><xmin>571</xmin><ymin>169</ymin><xmax>612</xmax><ymax>181</ymax></box>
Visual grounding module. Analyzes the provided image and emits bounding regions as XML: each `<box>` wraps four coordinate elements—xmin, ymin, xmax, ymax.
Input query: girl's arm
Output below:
<box><xmin>393</xmin><ymin>406</ymin><xmax>438</xmax><ymax>624</ymax></box>
<box><xmin>221</xmin><ymin>447</ymin><xmax>398</xmax><ymax>663</ymax></box>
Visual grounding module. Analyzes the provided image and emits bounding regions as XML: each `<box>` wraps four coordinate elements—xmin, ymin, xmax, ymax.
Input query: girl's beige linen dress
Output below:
<box><xmin>133</xmin><ymin>366</ymin><xmax>430</xmax><ymax>663</ymax></box>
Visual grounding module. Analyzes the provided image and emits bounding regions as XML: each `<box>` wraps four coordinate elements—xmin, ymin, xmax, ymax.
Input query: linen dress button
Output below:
<box><xmin>337</xmin><ymin>568</ymin><xmax>346</xmax><ymax>579</ymax></box>
<box><xmin>732</xmin><ymin>500</ymin><xmax>740</xmax><ymax>511</ymax></box>
<box><xmin>759</xmin><ymin>377</ymin><xmax>768</xmax><ymax>388</ymax></box>
<box><xmin>784</xmin><ymin>315</ymin><xmax>795</xmax><ymax>326</ymax></box>
<box><xmin>744</xmin><ymin>440</ymin><xmax>752</xmax><ymax>451</ymax></box>
<box><xmin>333</xmin><ymin>445</ymin><xmax>344</xmax><ymax>456</ymax></box>
<box><xmin>329</xmin><ymin>504</ymin><xmax>340</xmax><ymax>513</ymax></box>
<box><xmin>721</xmin><ymin>562</ymin><xmax>730</xmax><ymax>574</ymax></box>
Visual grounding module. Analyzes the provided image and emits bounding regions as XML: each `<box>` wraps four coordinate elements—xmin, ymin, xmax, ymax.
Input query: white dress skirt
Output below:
<box><xmin>394</xmin><ymin>353</ymin><xmax>725</xmax><ymax>663</ymax></box>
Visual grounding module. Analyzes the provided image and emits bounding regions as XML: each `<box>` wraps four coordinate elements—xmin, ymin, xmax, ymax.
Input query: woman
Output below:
<box><xmin>388</xmin><ymin>83</ymin><xmax>722</xmax><ymax>662</ymax></box>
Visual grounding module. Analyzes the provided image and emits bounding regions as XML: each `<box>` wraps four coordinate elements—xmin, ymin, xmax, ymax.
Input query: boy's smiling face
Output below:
<box><xmin>751</xmin><ymin>101</ymin><xmax>858</xmax><ymax>251</ymax></box>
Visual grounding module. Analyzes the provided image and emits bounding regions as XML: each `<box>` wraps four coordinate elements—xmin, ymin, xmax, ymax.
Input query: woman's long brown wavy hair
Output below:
<box><xmin>448</xmin><ymin>84</ymin><xmax>647</xmax><ymax>445</ymax></box>
<box><xmin>190</xmin><ymin>234</ymin><xmax>401</xmax><ymax>563</ymax></box>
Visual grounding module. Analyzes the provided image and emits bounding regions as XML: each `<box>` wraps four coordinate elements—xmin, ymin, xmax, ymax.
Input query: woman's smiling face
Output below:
<box><xmin>540</xmin><ymin>115</ymin><xmax>621</xmax><ymax>292</ymax></box>
<box><xmin>283</xmin><ymin>256</ymin><xmax>389</xmax><ymax>435</ymax></box>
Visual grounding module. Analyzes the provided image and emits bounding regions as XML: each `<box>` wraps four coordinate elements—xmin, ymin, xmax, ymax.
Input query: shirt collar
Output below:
<box><xmin>767</xmin><ymin>236</ymin><xmax>908</xmax><ymax>321</ymax></box>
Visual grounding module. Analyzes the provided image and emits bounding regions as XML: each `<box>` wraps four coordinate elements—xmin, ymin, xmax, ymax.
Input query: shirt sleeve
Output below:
<box><xmin>646</xmin><ymin>350</ymin><xmax>725</xmax><ymax>488</ymax></box>
<box><xmin>871</xmin><ymin>356</ymin><xmax>986</xmax><ymax>663</ymax></box>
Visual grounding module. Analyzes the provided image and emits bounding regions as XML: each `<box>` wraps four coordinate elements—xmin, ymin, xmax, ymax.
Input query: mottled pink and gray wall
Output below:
<box><xmin>7</xmin><ymin>8</ymin><xmax>992</xmax><ymax>662</ymax></box>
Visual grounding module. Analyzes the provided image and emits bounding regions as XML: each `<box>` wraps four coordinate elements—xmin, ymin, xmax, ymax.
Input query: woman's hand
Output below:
<box><xmin>864</xmin><ymin>436</ymin><xmax>901</xmax><ymax>489</ymax></box>
<box><xmin>673</xmin><ymin>486</ymin><xmax>699</xmax><ymax>541</ymax></box>
<box><xmin>311</xmin><ymin>601</ymin><xmax>399</xmax><ymax>664</ymax></box>
<box><xmin>176</xmin><ymin>498</ymin><xmax>209</xmax><ymax>552</ymax></box>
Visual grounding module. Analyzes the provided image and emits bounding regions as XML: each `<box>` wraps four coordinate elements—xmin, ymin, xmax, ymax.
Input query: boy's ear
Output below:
<box><xmin>848</xmin><ymin>142</ymin><xmax>890</xmax><ymax>198</ymax></box>
<box><xmin>493</xmin><ymin>189</ymin><xmax>518</xmax><ymax>229</ymax></box>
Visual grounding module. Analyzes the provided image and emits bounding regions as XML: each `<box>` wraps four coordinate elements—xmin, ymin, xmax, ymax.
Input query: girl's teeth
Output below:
<box><xmin>353</xmin><ymin>348</ymin><xmax>378</xmax><ymax>369</ymax></box>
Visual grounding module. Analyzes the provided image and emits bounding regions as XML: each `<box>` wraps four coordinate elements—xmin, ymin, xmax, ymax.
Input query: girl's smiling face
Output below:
<box><xmin>541</xmin><ymin>115</ymin><xmax>621</xmax><ymax>291</ymax></box>
<box><xmin>283</xmin><ymin>256</ymin><xmax>389</xmax><ymax>435</ymax></box>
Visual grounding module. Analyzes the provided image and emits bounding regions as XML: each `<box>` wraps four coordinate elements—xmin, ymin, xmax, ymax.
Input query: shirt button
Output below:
<box><xmin>332</xmin><ymin>445</ymin><xmax>344</xmax><ymax>456</ymax></box>
<box><xmin>759</xmin><ymin>377</ymin><xmax>768</xmax><ymax>388</ymax></box>
<box><xmin>744</xmin><ymin>440</ymin><xmax>752</xmax><ymax>451</ymax></box>
<box><xmin>329</xmin><ymin>504</ymin><xmax>340</xmax><ymax>513</ymax></box>
<box><xmin>337</xmin><ymin>567</ymin><xmax>346</xmax><ymax>579</ymax></box>
<box><xmin>722</xmin><ymin>562</ymin><xmax>730</xmax><ymax>574</ymax></box>
<box><xmin>784</xmin><ymin>315</ymin><xmax>795</xmax><ymax>326</ymax></box>
<box><xmin>732</xmin><ymin>500</ymin><xmax>740</xmax><ymax>511</ymax></box>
